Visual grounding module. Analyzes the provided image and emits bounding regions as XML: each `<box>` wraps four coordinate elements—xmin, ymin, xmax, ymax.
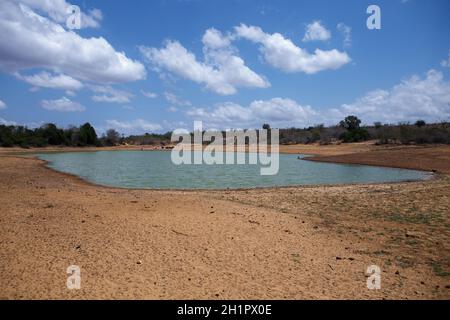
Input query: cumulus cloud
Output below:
<box><xmin>141</xmin><ymin>90</ymin><xmax>158</xmax><ymax>98</ymax></box>
<box><xmin>441</xmin><ymin>50</ymin><xmax>450</xmax><ymax>67</ymax></box>
<box><xmin>186</xmin><ymin>69</ymin><xmax>450</xmax><ymax>129</ymax></box>
<box><xmin>234</xmin><ymin>24</ymin><xmax>351</xmax><ymax>74</ymax></box>
<box><xmin>105</xmin><ymin>119</ymin><xmax>162</xmax><ymax>134</ymax></box>
<box><xmin>164</xmin><ymin>92</ymin><xmax>191</xmax><ymax>106</ymax></box>
<box><xmin>0</xmin><ymin>99</ymin><xmax>6</xmax><ymax>109</ymax></box>
<box><xmin>139</xmin><ymin>28</ymin><xmax>269</xmax><ymax>95</ymax></box>
<box><xmin>15</xmin><ymin>71</ymin><xmax>83</xmax><ymax>91</ymax></box>
<box><xmin>250</xmin><ymin>98</ymin><xmax>317</xmax><ymax>123</ymax></box>
<box><xmin>303</xmin><ymin>21</ymin><xmax>331</xmax><ymax>42</ymax></box>
<box><xmin>19</xmin><ymin>0</ymin><xmax>102</xmax><ymax>28</ymax></box>
<box><xmin>40</xmin><ymin>96</ymin><xmax>85</xmax><ymax>112</ymax></box>
<box><xmin>0</xmin><ymin>1</ymin><xmax>146</xmax><ymax>83</ymax></box>
<box><xmin>332</xmin><ymin>69</ymin><xmax>450</xmax><ymax>124</ymax></box>
<box><xmin>337</xmin><ymin>23</ymin><xmax>351</xmax><ymax>47</ymax></box>
<box><xmin>187</xmin><ymin>102</ymin><xmax>252</xmax><ymax>126</ymax></box>
<box><xmin>202</xmin><ymin>28</ymin><xmax>233</xmax><ymax>49</ymax></box>
<box><xmin>187</xmin><ymin>98</ymin><xmax>317</xmax><ymax>129</ymax></box>
<box><xmin>90</xmin><ymin>85</ymin><xmax>133</xmax><ymax>103</ymax></box>
<box><xmin>0</xmin><ymin>117</ymin><xmax>17</xmax><ymax>125</ymax></box>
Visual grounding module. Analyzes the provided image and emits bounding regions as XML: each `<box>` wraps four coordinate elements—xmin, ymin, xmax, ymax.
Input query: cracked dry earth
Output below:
<box><xmin>0</xmin><ymin>155</ymin><xmax>449</xmax><ymax>299</ymax></box>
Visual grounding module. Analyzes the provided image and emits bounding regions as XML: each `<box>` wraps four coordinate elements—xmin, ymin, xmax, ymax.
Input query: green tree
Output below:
<box><xmin>79</xmin><ymin>123</ymin><xmax>98</xmax><ymax>146</ymax></box>
<box><xmin>339</xmin><ymin>116</ymin><xmax>369</xmax><ymax>142</ymax></box>
<box><xmin>105</xmin><ymin>129</ymin><xmax>120</xmax><ymax>146</ymax></box>
<box><xmin>415</xmin><ymin>120</ymin><xmax>426</xmax><ymax>127</ymax></box>
<box><xmin>0</xmin><ymin>125</ymin><xmax>14</xmax><ymax>147</ymax></box>
<box><xmin>340</xmin><ymin>115</ymin><xmax>361</xmax><ymax>131</ymax></box>
<box><xmin>40</xmin><ymin>123</ymin><xmax>65</xmax><ymax>145</ymax></box>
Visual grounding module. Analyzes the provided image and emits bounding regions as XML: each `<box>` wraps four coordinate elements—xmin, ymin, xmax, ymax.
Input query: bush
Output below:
<box><xmin>340</xmin><ymin>128</ymin><xmax>370</xmax><ymax>142</ymax></box>
<box><xmin>339</xmin><ymin>116</ymin><xmax>370</xmax><ymax>142</ymax></box>
<box><xmin>415</xmin><ymin>120</ymin><xmax>426</xmax><ymax>127</ymax></box>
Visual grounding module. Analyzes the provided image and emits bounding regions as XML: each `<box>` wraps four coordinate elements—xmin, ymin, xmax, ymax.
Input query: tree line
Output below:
<box><xmin>276</xmin><ymin>116</ymin><xmax>450</xmax><ymax>145</ymax></box>
<box><xmin>0</xmin><ymin>123</ymin><xmax>99</xmax><ymax>148</ymax></box>
<box><xmin>1</xmin><ymin>116</ymin><xmax>449</xmax><ymax>148</ymax></box>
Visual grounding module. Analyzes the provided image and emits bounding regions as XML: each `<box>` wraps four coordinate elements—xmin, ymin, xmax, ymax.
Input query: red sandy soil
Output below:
<box><xmin>0</xmin><ymin>143</ymin><xmax>449</xmax><ymax>299</ymax></box>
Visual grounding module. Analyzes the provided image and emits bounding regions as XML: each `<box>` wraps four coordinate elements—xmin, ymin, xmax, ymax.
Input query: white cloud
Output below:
<box><xmin>187</xmin><ymin>98</ymin><xmax>317</xmax><ymax>129</ymax></box>
<box><xmin>90</xmin><ymin>85</ymin><xmax>133</xmax><ymax>103</ymax></box>
<box><xmin>141</xmin><ymin>90</ymin><xmax>158</xmax><ymax>98</ymax></box>
<box><xmin>167</xmin><ymin>106</ymin><xmax>178</xmax><ymax>112</ymax></box>
<box><xmin>139</xmin><ymin>28</ymin><xmax>269</xmax><ymax>95</ymax></box>
<box><xmin>303</xmin><ymin>21</ymin><xmax>331</xmax><ymax>42</ymax></box>
<box><xmin>187</xmin><ymin>102</ymin><xmax>252</xmax><ymax>127</ymax></box>
<box><xmin>186</xmin><ymin>69</ymin><xmax>450</xmax><ymax>129</ymax></box>
<box><xmin>202</xmin><ymin>28</ymin><xmax>234</xmax><ymax>49</ymax></box>
<box><xmin>337</xmin><ymin>23</ymin><xmax>351</xmax><ymax>47</ymax></box>
<box><xmin>164</xmin><ymin>92</ymin><xmax>191</xmax><ymax>106</ymax></box>
<box><xmin>234</xmin><ymin>24</ymin><xmax>351</xmax><ymax>74</ymax></box>
<box><xmin>0</xmin><ymin>99</ymin><xmax>6</xmax><ymax>109</ymax></box>
<box><xmin>16</xmin><ymin>71</ymin><xmax>83</xmax><ymax>91</ymax></box>
<box><xmin>105</xmin><ymin>119</ymin><xmax>162</xmax><ymax>134</ymax></box>
<box><xmin>19</xmin><ymin>0</ymin><xmax>102</xmax><ymax>28</ymax></box>
<box><xmin>333</xmin><ymin>69</ymin><xmax>450</xmax><ymax>124</ymax></box>
<box><xmin>40</xmin><ymin>96</ymin><xmax>85</xmax><ymax>112</ymax></box>
<box><xmin>172</xmin><ymin>128</ymin><xmax>189</xmax><ymax>135</ymax></box>
<box><xmin>250</xmin><ymin>98</ymin><xmax>317</xmax><ymax>123</ymax></box>
<box><xmin>0</xmin><ymin>117</ymin><xmax>17</xmax><ymax>125</ymax></box>
<box><xmin>441</xmin><ymin>50</ymin><xmax>450</xmax><ymax>67</ymax></box>
<box><xmin>0</xmin><ymin>1</ymin><xmax>146</xmax><ymax>83</ymax></box>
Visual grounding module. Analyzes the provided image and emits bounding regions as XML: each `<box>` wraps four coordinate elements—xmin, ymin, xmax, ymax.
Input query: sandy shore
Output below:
<box><xmin>0</xmin><ymin>143</ymin><xmax>449</xmax><ymax>299</ymax></box>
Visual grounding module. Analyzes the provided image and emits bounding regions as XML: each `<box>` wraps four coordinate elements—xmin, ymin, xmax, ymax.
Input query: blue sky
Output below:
<box><xmin>0</xmin><ymin>0</ymin><xmax>449</xmax><ymax>134</ymax></box>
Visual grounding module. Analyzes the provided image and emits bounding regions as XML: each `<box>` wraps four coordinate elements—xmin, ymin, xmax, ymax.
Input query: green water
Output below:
<box><xmin>36</xmin><ymin>151</ymin><xmax>430</xmax><ymax>189</ymax></box>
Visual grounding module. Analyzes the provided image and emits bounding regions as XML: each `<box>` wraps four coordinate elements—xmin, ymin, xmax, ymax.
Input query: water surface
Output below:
<box><xmin>36</xmin><ymin>151</ymin><xmax>430</xmax><ymax>189</ymax></box>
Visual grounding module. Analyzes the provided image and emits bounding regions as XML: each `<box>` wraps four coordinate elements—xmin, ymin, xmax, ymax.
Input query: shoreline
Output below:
<box><xmin>31</xmin><ymin>154</ymin><xmax>436</xmax><ymax>193</ymax></box>
<box><xmin>2</xmin><ymin>142</ymin><xmax>449</xmax><ymax>172</ymax></box>
<box><xmin>3</xmin><ymin>142</ymin><xmax>445</xmax><ymax>193</ymax></box>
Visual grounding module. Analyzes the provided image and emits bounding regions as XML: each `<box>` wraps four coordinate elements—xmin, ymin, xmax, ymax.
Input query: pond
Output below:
<box><xmin>36</xmin><ymin>151</ymin><xmax>431</xmax><ymax>189</ymax></box>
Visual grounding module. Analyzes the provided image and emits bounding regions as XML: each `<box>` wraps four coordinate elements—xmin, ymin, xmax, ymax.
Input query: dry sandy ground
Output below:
<box><xmin>0</xmin><ymin>143</ymin><xmax>449</xmax><ymax>299</ymax></box>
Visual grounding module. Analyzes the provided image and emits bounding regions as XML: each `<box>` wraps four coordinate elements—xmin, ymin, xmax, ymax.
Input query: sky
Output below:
<box><xmin>0</xmin><ymin>0</ymin><xmax>449</xmax><ymax>135</ymax></box>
